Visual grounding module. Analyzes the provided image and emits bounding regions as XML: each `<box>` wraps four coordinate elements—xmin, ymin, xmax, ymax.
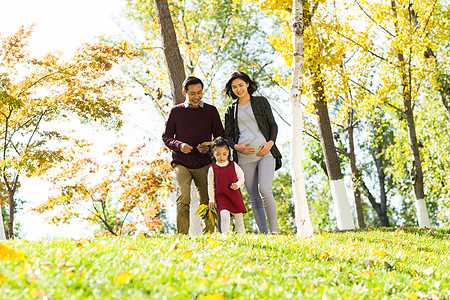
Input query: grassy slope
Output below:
<box><xmin>0</xmin><ymin>227</ymin><xmax>449</xmax><ymax>299</ymax></box>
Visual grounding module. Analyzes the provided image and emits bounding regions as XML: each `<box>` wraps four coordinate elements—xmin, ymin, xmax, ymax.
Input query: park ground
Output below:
<box><xmin>0</xmin><ymin>227</ymin><xmax>449</xmax><ymax>299</ymax></box>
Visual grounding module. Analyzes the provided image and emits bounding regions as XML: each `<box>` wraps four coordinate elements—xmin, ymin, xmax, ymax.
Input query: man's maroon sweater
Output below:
<box><xmin>162</xmin><ymin>103</ymin><xmax>224</xmax><ymax>169</ymax></box>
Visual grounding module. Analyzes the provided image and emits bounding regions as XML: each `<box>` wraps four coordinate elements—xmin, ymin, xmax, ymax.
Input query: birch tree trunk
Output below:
<box><xmin>347</xmin><ymin>113</ymin><xmax>366</xmax><ymax>229</ymax></box>
<box><xmin>313</xmin><ymin>72</ymin><xmax>355</xmax><ymax>230</ymax></box>
<box><xmin>290</xmin><ymin>0</ymin><xmax>314</xmax><ymax>237</ymax></box>
<box><xmin>391</xmin><ymin>0</ymin><xmax>431</xmax><ymax>227</ymax></box>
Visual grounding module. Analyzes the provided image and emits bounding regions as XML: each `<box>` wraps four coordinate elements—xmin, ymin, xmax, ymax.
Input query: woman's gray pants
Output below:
<box><xmin>239</xmin><ymin>155</ymin><xmax>278</xmax><ymax>234</ymax></box>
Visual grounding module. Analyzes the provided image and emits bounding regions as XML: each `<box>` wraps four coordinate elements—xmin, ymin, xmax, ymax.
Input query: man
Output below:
<box><xmin>162</xmin><ymin>76</ymin><xmax>224</xmax><ymax>234</ymax></box>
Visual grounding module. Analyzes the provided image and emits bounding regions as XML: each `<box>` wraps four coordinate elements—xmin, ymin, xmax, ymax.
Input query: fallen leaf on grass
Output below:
<box><xmin>199</xmin><ymin>293</ymin><xmax>226</xmax><ymax>300</ymax></box>
<box><xmin>383</xmin><ymin>261</ymin><xmax>393</xmax><ymax>269</ymax></box>
<box><xmin>406</xmin><ymin>292</ymin><xmax>419</xmax><ymax>300</ymax></box>
<box><xmin>215</xmin><ymin>272</ymin><xmax>230</xmax><ymax>286</ymax></box>
<box><xmin>362</xmin><ymin>260</ymin><xmax>374</xmax><ymax>268</ymax></box>
<box><xmin>318</xmin><ymin>252</ymin><xmax>329</xmax><ymax>260</ymax></box>
<box><xmin>0</xmin><ymin>243</ymin><xmax>25</xmax><ymax>262</ymax></box>
<box><xmin>198</xmin><ymin>276</ymin><xmax>209</xmax><ymax>285</ymax></box>
<box><xmin>423</xmin><ymin>267</ymin><xmax>434</xmax><ymax>276</ymax></box>
<box><xmin>165</xmin><ymin>286</ymin><xmax>176</xmax><ymax>293</ymax></box>
<box><xmin>55</xmin><ymin>249</ymin><xmax>64</xmax><ymax>259</ymax></box>
<box><xmin>30</xmin><ymin>288</ymin><xmax>47</xmax><ymax>298</ymax></box>
<box><xmin>168</xmin><ymin>239</ymin><xmax>179</xmax><ymax>253</ymax></box>
<box><xmin>373</xmin><ymin>250</ymin><xmax>389</xmax><ymax>257</ymax></box>
<box><xmin>183</xmin><ymin>250</ymin><xmax>193</xmax><ymax>258</ymax></box>
<box><xmin>359</xmin><ymin>271</ymin><xmax>374</xmax><ymax>279</ymax></box>
<box><xmin>114</xmin><ymin>271</ymin><xmax>133</xmax><ymax>284</ymax></box>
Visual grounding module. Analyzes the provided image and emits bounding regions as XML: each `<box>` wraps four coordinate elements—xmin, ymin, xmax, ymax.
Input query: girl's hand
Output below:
<box><xmin>208</xmin><ymin>201</ymin><xmax>215</xmax><ymax>209</ymax></box>
<box><xmin>230</xmin><ymin>183</ymin><xmax>238</xmax><ymax>190</ymax></box>
<box><xmin>256</xmin><ymin>140</ymin><xmax>274</xmax><ymax>156</ymax></box>
<box><xmin>234</xmin><ymin>143</ymin><xmax>255</xmax><ymax>155</ymax></box>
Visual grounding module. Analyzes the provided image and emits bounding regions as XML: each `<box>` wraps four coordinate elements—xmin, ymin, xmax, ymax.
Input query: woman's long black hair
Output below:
<box><xmin>223</xmin><ymin>71</ymin><xmax>259</xmax><ymax>99</ymax></box>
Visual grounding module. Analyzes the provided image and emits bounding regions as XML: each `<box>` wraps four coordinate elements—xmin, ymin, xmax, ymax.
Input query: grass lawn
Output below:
<box><xmin>0</xmin><ymin>227</ymin><xmax>449</xmax><ymax>299</ymax></box>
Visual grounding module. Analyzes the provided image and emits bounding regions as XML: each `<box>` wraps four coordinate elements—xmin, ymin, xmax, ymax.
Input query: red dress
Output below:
<box><xmin>212</xmin><ymin>161</ymin><xmax>247</xmax><ymax>214</ymax></box>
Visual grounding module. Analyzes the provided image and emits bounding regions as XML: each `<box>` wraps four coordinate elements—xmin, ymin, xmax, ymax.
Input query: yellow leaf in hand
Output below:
<box><xmin>209</xmin><ymin>209</ymin><xmax>215</xmax><ymax>227</ymax></box>
<box><xmin>195</xmin><ymin>204</ymin><xmax>208</xmax><ymax>216</ymax></box>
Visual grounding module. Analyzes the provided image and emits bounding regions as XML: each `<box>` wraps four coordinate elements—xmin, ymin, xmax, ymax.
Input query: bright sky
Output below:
<box><xmin>0</xmin><ymin>0</ymin><xmax>125</xmax><ymax>56</ymax></box>
<box><xmin>0</xmin><ymin>0</ymin><xmax>135</xmax><ymax>240</ymax></box>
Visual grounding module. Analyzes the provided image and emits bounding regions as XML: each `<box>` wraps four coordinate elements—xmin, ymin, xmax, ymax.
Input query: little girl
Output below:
<box><xmin>208</xmin><ymin>138</ymin><xmax>247</xmax><ymax>233</ymax></box>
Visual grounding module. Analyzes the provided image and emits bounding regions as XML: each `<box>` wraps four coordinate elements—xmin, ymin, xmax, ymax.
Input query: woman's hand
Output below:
<box><xmin>208</xmin><ymin>201</ymin><xmax>215</xmax><ymax>209</ymax></box>
<box><xmin>230</xmin><ymin>183</ymin><xmax>238</xmax><ymax>190</ymax></box>
<box><xmin>234</xmin><ymin>143</ymin><xmax>255</xmax><ymax>155</ymax></box>
<box><xmin>256</xmin><ymin>140</ymin><xmax>274</xmax><ymax>157</ymax></box>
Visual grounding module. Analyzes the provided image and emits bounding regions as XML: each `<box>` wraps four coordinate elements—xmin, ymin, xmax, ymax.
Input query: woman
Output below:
<box><xmin>223</xmin><ymin>71</ymin><xmax>282</xmax><ymax>234</ymax></box>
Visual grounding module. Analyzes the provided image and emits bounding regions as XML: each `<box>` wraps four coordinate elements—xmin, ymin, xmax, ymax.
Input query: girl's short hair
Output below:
<box><xmin>211</xmin><ymin>137</ymin><xmax>232</xmax><ymax>161</ymax></box>
<box><xmin>223</xmin><ymin>71</ymin><xmax>259</xmax><ymax>99</ymax></box>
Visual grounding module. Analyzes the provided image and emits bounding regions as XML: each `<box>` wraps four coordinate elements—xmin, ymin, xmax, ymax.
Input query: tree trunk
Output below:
<box><xmin>290</xmin><ymin>0</ymin><xmax>314</xmax><ymax>237</ymax></box>
<box><xmin>391</xmin><ymin>0</ymin><xmax>430</xmax><ymax>227</ymax></box>
<box><xmin>359</xmin><ymin>178</ymin><xmax>390</xmax><ymax>226</ymax></box>
<box><xmin>347</xmin><ymin>112</ymin><xmax>365</xmax><ymax>228</ymax></box>
<box><xmin>8</xmin><ymin>192</ymin><xmax>15</xmax><ymax>239</ymax></box>
<box><xmin>154</xmin><ymin>0</ymin><xmax>205</xmax><ymax>234</ymax></box>
<box><xmin>313</xmin><ymin>72</ymin><xmax>355</xmax><ymax>230</ymax></box>
<box><xmin>437</xmin><ymin>74</ymin><xmax>450</xmax><ymax>122</ymax></box>
<box><xmin>404</xmin><ymin>106</ymin><xmax>431</xmax><ymax>227</ymax></box>
<box><xmin>0</xmin><ymin>208</ymin><xmax>6</xmax><ymax>240</ymax></box>
<box><xmin>391</xmin><ymin>0</ymin><xmax>431</xmax><ymax>227</ymax></box>
<box><xmin>371</xmin><ymin>146</ymin><xmax>390</xmax><ymax>227</ymax></box>
<box><xmin>153</xmin><ymin>0</ymin><xmax>186</xmax><ymax>105</ymax></box>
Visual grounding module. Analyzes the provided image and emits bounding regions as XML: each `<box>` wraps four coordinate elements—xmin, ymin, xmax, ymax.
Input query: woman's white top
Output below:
<box><xmin>207</xmin><ymin>161</ymin><xmax>245</xmax><ymax>204</ymax></box>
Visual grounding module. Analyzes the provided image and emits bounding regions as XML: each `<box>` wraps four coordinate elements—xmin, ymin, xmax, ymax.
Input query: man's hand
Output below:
<box><xmin>256</xmin><ymin>140</ymin><xmax>274</xmax><ymax>156</ymax></box>
<box><xmin>180</xmin><ymin>143</ymin><xmax>193</xmax><ymax>154</ymax></box>
<box><xmin>234</xmin><ymin>143</ymin><xmax>255</xmax><ymax>155</ymax></box>
<box><xmin>197</xmin><ymin>144</ymin><xmax>209</xmax><ymax>154</ymax></box>
<box><xmin>230</xmin><ymin>183</ymin><xmax>238</xmax><ymax>190</ymax></box>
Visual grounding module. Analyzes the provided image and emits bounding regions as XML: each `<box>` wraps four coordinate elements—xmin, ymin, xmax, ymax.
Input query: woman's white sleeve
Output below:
<box><xmin>207</xmin><ymin>166</ymin><xmax>215</xmax><ymax>203</ymax></box>
<box><xmin>234</xmin><ymin>163</ymin><xmax>245</xmax><ymax>188</ymax></box>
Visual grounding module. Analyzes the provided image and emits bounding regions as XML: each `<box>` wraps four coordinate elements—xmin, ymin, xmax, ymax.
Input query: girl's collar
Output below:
<box><xmin>215</xmin><ymin>161</ymin><xmax>230</xmax><ymax>167</ymax></box>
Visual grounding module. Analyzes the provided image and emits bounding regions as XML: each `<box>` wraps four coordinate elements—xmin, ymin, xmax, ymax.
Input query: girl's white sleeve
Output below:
<box><xmin>234</xmin><ymin>163</ymin><xmax>245</xmax><ymax>188</ymax></box>
<box><xmin>207</xmin><ymin>166</ymin><xmax>215</xmax><ymax>203</ymax></box>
